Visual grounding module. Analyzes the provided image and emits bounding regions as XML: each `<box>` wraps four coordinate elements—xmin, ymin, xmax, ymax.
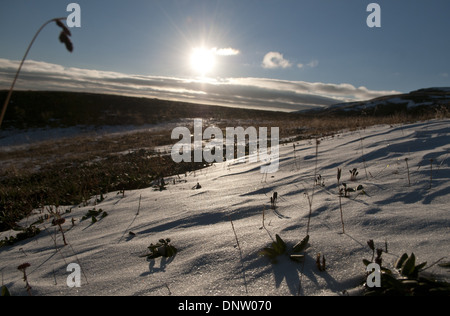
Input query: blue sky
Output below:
<box><xmin>1</xmin><ymin>0</ymin><xmax>450</xmax><ymax>111</ymax></box>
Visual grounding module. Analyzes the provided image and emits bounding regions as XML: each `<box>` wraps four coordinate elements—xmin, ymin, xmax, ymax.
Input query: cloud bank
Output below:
<box><xmin>0</xmin><ymin>58</ymin><xmax>400</xmax><ymax>112</ymax></box>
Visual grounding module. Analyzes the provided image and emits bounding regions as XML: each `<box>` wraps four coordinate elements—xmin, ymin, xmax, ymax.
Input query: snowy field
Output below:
<box><xmin>1</xmin><ymin>119</ymin><xmax>449</xmax><ymax>296</ymax></box>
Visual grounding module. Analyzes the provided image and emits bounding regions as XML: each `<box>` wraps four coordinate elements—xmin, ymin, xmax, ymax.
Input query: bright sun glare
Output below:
<box><xmin>190</xmin><ymin>48</ymin><xmax>216</xmax><ymax>76</ymax></box>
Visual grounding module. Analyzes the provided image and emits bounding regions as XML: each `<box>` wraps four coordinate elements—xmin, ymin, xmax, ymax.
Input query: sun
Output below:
<box><xmin>190</xmin><ymin>47</ymin><xmax>216</xmax><ymax>76</ymax></box>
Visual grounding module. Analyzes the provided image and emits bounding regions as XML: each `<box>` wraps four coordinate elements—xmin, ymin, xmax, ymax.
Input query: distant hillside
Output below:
<box><xmin>0</xmin><ymin>90</ymin><xmax>297</xmax><ymax>129</ymax></box>
<box><xmin>2</xmin><ymin>89</ymin><xmax>448</xmax><ymax>130</ymax></box>
<box><xmin>319</xmin><ymin>87</ymin><xmax>450</xmax><ymax>116</ymax></box>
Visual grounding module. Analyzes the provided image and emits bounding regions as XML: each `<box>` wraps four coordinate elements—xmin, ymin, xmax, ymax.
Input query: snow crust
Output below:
<box><xmin>1</xmin><ymin>119</ymin><xmax>449</xmax><ymax>296</ymax></box>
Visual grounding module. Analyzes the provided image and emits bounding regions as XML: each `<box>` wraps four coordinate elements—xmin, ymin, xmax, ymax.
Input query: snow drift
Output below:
<box><xmin>1</xmin><ymin>119</ymin><xmax>449</xmax><ymax>296</ymax></box>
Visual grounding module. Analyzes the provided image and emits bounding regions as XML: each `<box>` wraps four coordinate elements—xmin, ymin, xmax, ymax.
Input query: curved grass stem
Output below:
<box><xmin>0</xmin><ymin>17</ymin><xmax>70</xmax><ymax>128</ymax></box>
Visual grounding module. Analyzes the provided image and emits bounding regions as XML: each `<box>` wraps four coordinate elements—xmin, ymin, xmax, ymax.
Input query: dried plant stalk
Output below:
<box><xmin>0</xmin><ymin>18</ymin><xmax>72</xmax><ymax>128</ymax></box>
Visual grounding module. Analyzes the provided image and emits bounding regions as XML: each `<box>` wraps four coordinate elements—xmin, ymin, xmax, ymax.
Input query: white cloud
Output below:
<box><xmin>307</xmin><ymin>60</ymin><xmax>319</xmax><ymax>68</ymax></box>
<box><xmin>212</xmin><ymin>48</ymin><xmax>240</xmax><ymax>56</ymax></box>
<box><xmin>0</xmin><ymin>58</ymin><xmax>401</xmax><ymax>112</ymax></box>
<box><xmin>262</xmin><ymin>52</ymin><xmax>292</xmax><ymax>69</ymax></box>
<box><xmin>298</xmin><ymin>60</ymin><xmax>319</xmax><ymax>69</ymax></box>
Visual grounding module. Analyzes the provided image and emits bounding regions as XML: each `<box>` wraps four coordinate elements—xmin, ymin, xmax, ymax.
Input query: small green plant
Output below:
<box><xmin>81</xmin><ymin>208</ymin><xmax>108</xmax><ymax>223</ymax></box>
<box><xmin>0</xmin><ymin>225</ymin><xmax>41</xmax><ymax>248</ymax></box>
<box><xmin>339</xmin><ymin>183</ymin><xmax>365</xmax><ymax>198</ymax></box>
<box><xmin>1</xmin><ymin>285</ymin><xmax>11</xmax><ymax>297</ymax></box>
<box><xmin>315</xmin><ymin>175</ymin><xmax>325</xmax><ymax>187</ymax></box>
<box><xmin>96</xmin><ymin>193</ymin><xmax>105</xmax><ymax>204</ymax></box>
<box><xmin>270</xmin><ymin>192</ymin><xmax>278</xmax><ymax>209</ymax></box>
<box><xmin>259</xmin><ymin>234</ymin><xmax>309</xmax><ymax>264</ymax></box>
<box><xmin>154</xmin><ymin>177</ymin><xmax>167</xmax><ymax>191</ymax></box>
<box><xmin>141</xmin><ymin>238</ymin><xmax>177</xmax><ymax>260</ymax></box>
<box><xmin>316</xmin><ymin>253</ymin><xmax>326</xmax><ymax>272</ymax></box>
<box><xmin>394</xmin><ymin>253</ymin><xmax>427</xmax><ymax>279</ymax></box>
<box><xmin>363</xmin><ymin>240</ymin><xmax>450</xmax><ymax>296</ymax></box>
<box><xmin>349</xmin><ymin>168</ymin><xmax>359</xmax><ymax>181</ymax></box>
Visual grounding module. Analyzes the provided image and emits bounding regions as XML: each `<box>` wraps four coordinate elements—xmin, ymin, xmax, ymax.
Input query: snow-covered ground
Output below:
<box><xmin>0</xmin><ymin>119</ymin><xmax>194</xmax><ymax>150</ymax></box>
<box><xmin>1</xmin><ymin>119</ymin><xmax>449</xmax><ymax>296</ymax></box>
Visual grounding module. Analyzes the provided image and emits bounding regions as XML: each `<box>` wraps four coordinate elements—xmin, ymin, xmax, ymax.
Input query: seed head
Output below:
<box><xmin>17</xmin><ymin>263</ymin><xmax>31</xmax><ymax>271</ymax></box>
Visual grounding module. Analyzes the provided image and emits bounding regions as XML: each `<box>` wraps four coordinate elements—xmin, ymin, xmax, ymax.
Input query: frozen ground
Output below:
<box><xmin>1</xmin><ymin>119</ymin><xmax>449</xmax><ymax>296</ymax></box>
<box><xmin>0</xmin><ymin>119</ymin><xmax>193</xmax><ymax>150</ymax></box>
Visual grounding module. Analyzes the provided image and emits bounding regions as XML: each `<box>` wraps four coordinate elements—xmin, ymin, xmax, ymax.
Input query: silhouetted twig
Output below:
<box><xmin>0</xmin><ymin>18</ymin><xmax>73</xmax><ymax>128</ymax></box>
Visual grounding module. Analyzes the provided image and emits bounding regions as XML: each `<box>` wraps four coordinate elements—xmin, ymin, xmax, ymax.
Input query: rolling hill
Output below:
<box><xmin>322</xmin><ymin>87</ymin><xmax>450</xmax><ymax>116</ymax></box>
<box><xmin>0</xmin><ymin>90</ymin><xmax>298</xmax><ymax>130</ymax></box>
